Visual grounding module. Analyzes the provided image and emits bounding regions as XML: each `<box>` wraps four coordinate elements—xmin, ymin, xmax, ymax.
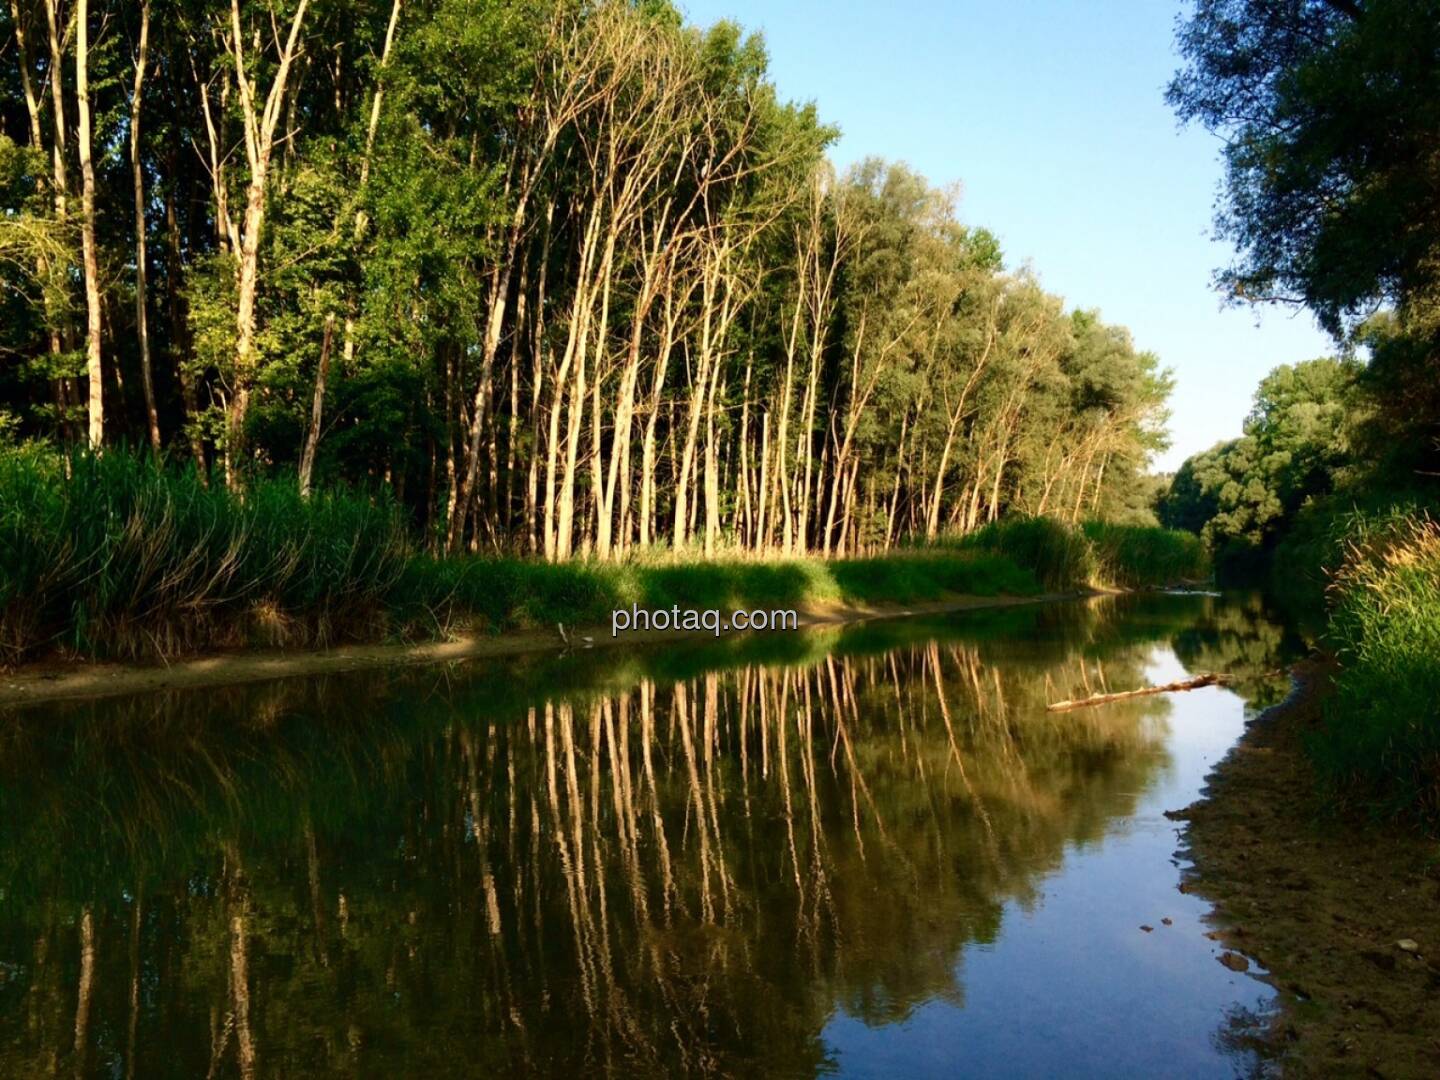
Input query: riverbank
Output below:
<box><xmin>0</xmin><ymin>589</ymin><xmax>1092</xmax><ymax>709</ymax></box>
<box><xmin>0</xmin><ymin>449</ymin><xmax>1206</xmax><ymax>670</ymax></box>
<box><xmin>1174</xmin><ymin>659</ymin><xmax>1440</xmax><ymax>1078</ymax></box>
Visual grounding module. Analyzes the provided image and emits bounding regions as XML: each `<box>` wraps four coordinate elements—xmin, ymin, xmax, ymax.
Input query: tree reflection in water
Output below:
<box><xmin>0</xmin><ymin>594</ymin><xmax>1301</xmax><ymax>1077</ymax></box>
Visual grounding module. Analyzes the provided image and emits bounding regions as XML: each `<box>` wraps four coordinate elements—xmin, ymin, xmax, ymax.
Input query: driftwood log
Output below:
<box><xmin>1046</xmin><ymin>673</ymin><xmax>1231</xmax><ymax>712</ymax></box>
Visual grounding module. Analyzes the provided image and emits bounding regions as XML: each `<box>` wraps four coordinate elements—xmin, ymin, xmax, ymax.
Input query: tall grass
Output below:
<box><xmin>951</xmin><ymin>517</ymin><xmax>1095</xmax><ymax>589</ymax></box>
<box><xmin>1307</xmin><ymin>511</ymin><xmax>1440</xmax><ymax>820</ymax></box>
<box><xmin>950</xmin><ymin>516</ymin><xmax>1208</xmax><ymax>590</ymax></box>
<box><xmin>1272</xmin><ymin>488</ymin><xmax>1434</xmax><ymax>620</ymax></box>
<box><xmin>395</xmin><ymin>548</ymin><xmax>1042</xmax><ymax>638</ymax></box>
<box><xmin>1080</xmin><ymin>521</ymin><xmax>1211</xmax><ymax>588</ymax></box>
<box><xmin>0</xmin><ymin>450</ymin><xmax>1201</xmax><ymax>665</ymax></box>
<box><xmin>0</xmin><ymin>447</ymin><xmax>412</xmax><ymax>662</ymax></box>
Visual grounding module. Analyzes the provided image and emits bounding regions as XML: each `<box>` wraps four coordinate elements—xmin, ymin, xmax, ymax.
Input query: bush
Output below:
<box><xmin>952</xmin><ymin>517</ymin><xmax>1096</xmax><ymax>590</ymax></box>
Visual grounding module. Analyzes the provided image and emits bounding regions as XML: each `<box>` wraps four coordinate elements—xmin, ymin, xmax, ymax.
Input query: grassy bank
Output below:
<box><xmin>1271</xmin><ymin>488</ymin><xmax>1436</xmax><ymax>619</ymax></box>
<box><xmin>1248</xmin><ymin>490</ymin><xmax>1440</xmax><ymax>821</ymax></box>
<box><xmin>1306</xmin><ymin>511</ymin><xmax>1440</xmax><ymax>820</ymax></box>
<box><xmin>0</xmin><ymin>449</ymin><xmax>1204</xmax><ymax>666</ymax></box>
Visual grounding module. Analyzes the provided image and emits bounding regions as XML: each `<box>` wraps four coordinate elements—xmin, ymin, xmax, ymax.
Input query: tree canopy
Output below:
<box><xmin>1159</xmin><ymin>357</ymin><xmax>1358</xmax><ymax>551</ymax></box>
<box><xmin>1165</xmin><ymin>0</ymin><xmax>1439</xmax><ymax>561</ymax></box>
<box><xmin>1169</xmin><ymin>0</ymin><xmax>1440</xmax><ymax>340</ymax></box>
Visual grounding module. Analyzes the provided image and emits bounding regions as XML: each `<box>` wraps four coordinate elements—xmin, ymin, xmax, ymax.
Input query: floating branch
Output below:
<box><xmin>1046</xmin><ymin>673</ymin><xmax>1231</xmax><ymax>712</ymax></box>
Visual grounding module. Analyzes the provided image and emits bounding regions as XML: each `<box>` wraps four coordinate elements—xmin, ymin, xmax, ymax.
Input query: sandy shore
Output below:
<box><xmin>0</xmin><ymin>590</ymin><xmax>1085</xmax><ymax>710</ymax></box>
<box><xmin>1172</xmin><ymin>660</ymin><xmax>1440</xmax><ymax>1077</ymax></box>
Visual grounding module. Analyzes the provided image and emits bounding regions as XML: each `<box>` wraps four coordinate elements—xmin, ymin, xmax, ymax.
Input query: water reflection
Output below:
<box><xmin>0</xmin><ymin>594</ymin><xmax>1301</xmax><ymax>1077</ymax></box>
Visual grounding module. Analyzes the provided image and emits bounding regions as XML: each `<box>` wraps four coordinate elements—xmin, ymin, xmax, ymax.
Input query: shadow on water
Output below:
<box><xmin>0</xmin><ymin>593</ymin><xmax>1303</xmax><ymax>1077</ymax></box>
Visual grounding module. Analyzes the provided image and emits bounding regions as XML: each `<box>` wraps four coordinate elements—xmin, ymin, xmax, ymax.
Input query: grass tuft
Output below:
<box><xmin>0</xmin><ymin>447</ymin><xmax>410</xmax><ymax>663</ymax></box>
<box><xmin>1080</xmin><ymin>521</ymin><xmax>1211</xmax><ymax>589</ymax></box>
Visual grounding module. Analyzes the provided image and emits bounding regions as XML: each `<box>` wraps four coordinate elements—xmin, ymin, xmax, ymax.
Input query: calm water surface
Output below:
<box><xmin>0</xmin><ymin>593</ymin><xmax>1304</xmax><ymax>1077</ymax></box>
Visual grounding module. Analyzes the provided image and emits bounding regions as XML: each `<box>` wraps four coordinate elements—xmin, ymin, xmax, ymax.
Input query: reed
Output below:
<box><xmin>943</xmin><ymin>516</ymin><xmax>1208</xmax><ymax>590</ymax></box>
<box><xmin>0</xmin><ymin>449</ymin><xmax>1200</xmax><ymax>665</ymax></box>
<box><xmin>1308</xmin><ymin>511</ymin><xmax>1440</xmax><ymax>820</ymax></box>
<box><xmin>0</xmin><ymin>447</ymin><xmax>410</xmax><ymax>663</ymax></box>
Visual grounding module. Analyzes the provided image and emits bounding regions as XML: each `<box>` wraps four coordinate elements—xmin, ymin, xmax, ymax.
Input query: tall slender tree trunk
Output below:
<box><xmin>298</xmin><ymin>314</ymin><xmax>335</xmax><ymax>496</ymax></box>
<box><xmin>526</xmin><ymin>207</ymin><xmax>553</xmax><ymax>553</ymax></box>
<box><xmin>673</xmin><ymin>283</ymin><xmax>716</xmax><ymax>550</ymax></box>
<box><xmin>76</xmin><ymin>0</ymin><xmax>104</xmax><ymax>447</ymax></box>
<box><xmin>638</xmin><ymin>289</ymin><xmax>678</xmax><ymax>549</ymax></box>
<box><xmin>736</xmin><ymin>356</ymin><xmax>753</xmax><ymax>548</ymax></box>
<box><xmin>551</xmin><ymin>202</ymin><xmax>604</xmax><ymax>559</ymax></box>
<box><xmin>130</xmin><ymin>0</ymin><xmax>160</xmax><ymax>451</ymax></box>
<box><xmin>224</xmin><ymin>0</ymin><xmax>311</xmax><ymax>483</ymax></box>
<box><xmin>756</xmin><ymin>409</ymin><xmax>770</xmax><ymax>550</ymax></box>
<box><xmin>9</xmin><ymin>0</ymin><xmax>70</xmax><ymax>434</ymax></box>
<box><xmin>703</xmin><ymin>363</ymin><xmax>723</xmax><ymax>556</ymax></box>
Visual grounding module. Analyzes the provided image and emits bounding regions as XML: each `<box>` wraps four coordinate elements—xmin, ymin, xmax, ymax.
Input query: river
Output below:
<box><xmin>0</xmin><ymin>592</ymin><xmax>1305</xmax><ymax>1077</ymax></box>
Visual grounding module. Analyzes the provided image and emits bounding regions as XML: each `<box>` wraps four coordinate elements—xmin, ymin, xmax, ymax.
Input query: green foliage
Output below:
<box><xmin>1170</xmin><ymin>0</ymin><xmax>1440</xmax><ymax>479</ymax></box>
<box><xmin>1169</xmin><ymin>0</ymin><xmax>1440</xmax><ymax>825</ymax></box>
<box><xmin>1159</xmin><ymin>357</ymin><xmax>1359</xmax><ymax>571</ymax></box>
<box><xmin>1169</xmin><ymin>0</ymin><xmax>1440</xmax><ymax>340</ymax></box>
<box><xmin>1</xmin><ymin>0</ymin><xmax>1171</xmax><ymax>548</ymax></box>
<box><xmin>947</xmin><ymin>516</ymin><xmax>1208</xmax><ymax>591</ymax></box>
<box><xmin>0</xmin><ymin>446</ymin><xmax>412</xmax><ymax>663</ymax></box>
<box><xmin>955</xmin><ymin>517</ymin><xmax>1097</xmax><ymax>590</ymax></box>
<box><xmin>1308</xmin><ymin>512</ymin><xmax>1440</xmax><ymax>820</ymax></box>
<box><xmin>397</xmin><ymin>548</ymin><xmax>1042</xmax><ymax>637</ymax></box>
<box><xmin>1080</xmin><ymin>521</ymin><xmax>1211</xmax><ymax>589</ymax></box>
<box><xmin>1271</xmin><ymin>487</ymin><xmax>1433</xmax><ymax>620</ymax></box>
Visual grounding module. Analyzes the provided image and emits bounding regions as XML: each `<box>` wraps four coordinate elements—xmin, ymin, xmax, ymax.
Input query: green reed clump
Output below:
<box><xmin>950</xmin><ymin>517</ymin><xmax>1096</xmax><ymax>590</ymax></box>
<box><xmin>0</xmin><ymin>447</ymin><xmax>412</xmax><ymax>663</ymax></box>
<box><xmin>826</xmin><ymin>550</ymin><xmax>1037</xmax><ymax>602</ymax></box>
<box><xmin>944</xmin><ymin>516</ymin><xmax>1207</xmax><ymax>590</ymax></box>
<box><xmin>1308</xmin><ymin>511</ymin><xmax>1440</xmax><ymax>821</ymax></box>
<box><xmin>1080</xmin><ymin>521</ymin><xmax>1209</xmax><ymax>588</ymax></box>
<box><xmin>393</xmin><ymin>556</ymin><xmax>634</xmax><ymax>633</ymax></box>
<box><xmin>1272</xmin><ymin>489</ymin><xmax>1432</xmax><ymax>620</ymax></box>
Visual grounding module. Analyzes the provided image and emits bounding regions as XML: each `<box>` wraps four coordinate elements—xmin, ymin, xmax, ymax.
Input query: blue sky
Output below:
<box><xmin>681</xmin><ymin>0</ymin><xmax>1336</xmax><ymax>472</ymax></box>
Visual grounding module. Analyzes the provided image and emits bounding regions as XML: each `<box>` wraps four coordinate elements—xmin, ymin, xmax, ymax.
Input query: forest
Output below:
<box><xmin>1</xmin><ymin>0</ymin><xmax>1172</xmax><ymax>563</ymax></box>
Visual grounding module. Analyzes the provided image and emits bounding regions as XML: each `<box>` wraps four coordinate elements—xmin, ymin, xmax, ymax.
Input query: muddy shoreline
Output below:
<box><xmin>1173</xmin><ymin>660</ymin><xmax>1440</xmax><ymax>1078</ymax></box>
<box><xmin>0</xmin><ymin>589</ymin><xmax>1091</xmax><ymax>710</ymax></box>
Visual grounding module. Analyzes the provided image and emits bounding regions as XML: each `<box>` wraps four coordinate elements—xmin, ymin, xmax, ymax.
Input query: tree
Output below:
<box><xmin>1170</xmin><ymin>0</ymin><xmax>1440</xmax><ymax>479</ymax></box>
<box><xmin>1169</xmin><ymin>0</ymin><xmax>1440</xmax><ymax>338</ymax></box>
<box><xmin>1161</xmin><ymin>357</ymin><xmax>1358</xmax><ymax>551</ymax></box>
